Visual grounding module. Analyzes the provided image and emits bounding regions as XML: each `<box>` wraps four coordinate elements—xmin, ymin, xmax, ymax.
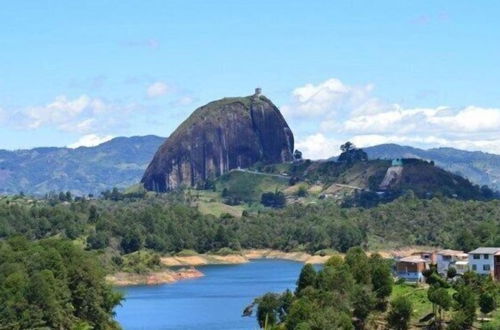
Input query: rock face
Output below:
<box><xmin>142</xmin><ymin>91</ymin><xmax>294</xmax><ymax>192</ymax></box>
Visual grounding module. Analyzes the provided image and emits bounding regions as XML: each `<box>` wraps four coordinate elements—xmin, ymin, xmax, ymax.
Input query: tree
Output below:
<box><xmin>285</xmin><ymin>297</ymin><xmax>315</xmax><ymax>330</ymax></box>
<box><xmin>0</xmin><ymin>237</ymin><xmax>122</xmax><ymax>329</ymax></box>
<box><xmin>352</xmin><ymin>285</ymin><xmax>375</xmax><ymax>326</ymax></box>
<box><xmin>121</xmin><ymin>231</ymin><xmax>143</xmax><ymax>253</ymax></box>
<box><xmin>387</xmin><ymin>296</ymin><xmax>412</xmax><ymax>330</ymax></box>
<box><xmin>255</xmin><ymin>293</ymin><xmax>282</xmax><ymax>328</ymax></box>
<box><xmin>479</xmin><ymin>293</ymin><xmax>496</xmax><ymax>315</ymax></box>
<box><xmin>448</xmin><ymin>311</ymin><xmax>472</xmax><ymax>330</ymax></box>
<box><xmin>88</xmin><ymin>205</ymin><xmax>99</xmax><ymax>223</ymax></box>
<box><xmin>86</xmin><ymin>231</ymin><xmax>109</xmax><ymax>250</ymax></box>
<box><xmin>338</xmin><ymin>142</ymin><xmax>368</xmax><ymax>163</ymax></box>
<box><xmin>369</xmin><ymin>254</ymin><xmax>393</xmax><ymax>303</ymax></box>
<box><xmin>340</xmin><ymin>141</ymin><xmax>355</xmax><ymax>153</ymax></box>
<box><xmin>452</xmin><ymin>285</ymin><xmax>476</xmax><ymax>328</ymax></box>
<box><xmin>260</xmin><ymin>191</ymin><xmax>286</xmax><ymax>208</ymax></box>
<box><xmin>447</xmin><ymin>266</ymin><xmax>457</xmax><ymax>279</ymax></box>
<box><xmin>344</xmin><ymin>247</ymin><xmax>370</xmax><ymax>284</ymax></box>
<box><xmin>294</xmin><ymin>149</ymin><xmax>303</xmax><ymax>161</ymax></box>
<box><xmin>295</xmin><ymin>264</ymin><xmax>316</xmax><ymax>295</ymax></box>
<box><xmin>428</xmin><ymin>286</ymin><xmax>452</xmax><ymax>327</ymax></box>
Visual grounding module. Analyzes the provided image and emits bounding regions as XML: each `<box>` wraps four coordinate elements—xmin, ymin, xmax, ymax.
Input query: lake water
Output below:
<box><xmin>115</xmin><ymin>259</ymin><xmax>305</xmax><ymax>330</ymax></box>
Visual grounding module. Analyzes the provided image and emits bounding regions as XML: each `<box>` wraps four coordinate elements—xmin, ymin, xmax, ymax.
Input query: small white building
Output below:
<box><xmin>468</xmin><ymin>247</ymin><xmax>500</xmax><ymax>280</ymax></box>
<box><xmin>436</xmin><ymin>249</ymin><xmax>468</xmax><ymax>275</ymax></box>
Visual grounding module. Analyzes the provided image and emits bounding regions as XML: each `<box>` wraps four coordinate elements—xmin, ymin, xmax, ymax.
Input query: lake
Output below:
<box><xmin>115</xmin><ymin>259</ymin><xmax>305</xmax><ymax>330</ymax></box>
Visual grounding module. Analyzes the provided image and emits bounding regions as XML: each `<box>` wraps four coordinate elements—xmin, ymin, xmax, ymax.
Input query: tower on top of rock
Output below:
<box><xmin>254</xmin><ymin>87</ymin><xmax>262</xmax><ymax>97</ymax></box>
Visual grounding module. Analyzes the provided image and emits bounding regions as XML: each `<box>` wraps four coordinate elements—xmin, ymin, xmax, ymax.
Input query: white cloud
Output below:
<box><xmin>11</xmin><ymin>94</ymin><xmax>143</xmax><ymax>134</ymax></box>
<box><xmin>147</xmin><ymin>81</ymin><xmax>170</xmax><ymax>98</ymax></box>
<box><xmin>295</xmin><ymin>133</ymin><xmax>341</xmax><ymax>159</ymax></box>
<box><xmin>68</xmin><ymin>134</ymin><xmax>114</xmax><ymax>148</ymax></box>
<box><xmin>288</xmin><ymin>78</ymin><xmax>500</xmax><ymax>159</ymax></box>
<box><xmin>24</xmin><ymin>95</ymin><xmax>109</xmax><ymax>130</ymax></box>
<box><xmin>343</xmin><ymin>106</ymin><xmax>500</xmax><ymax>135</ymax></box>
<box><xmin>282</xmin><ymin>78</ymin><xmax>382</xmax><ymax>119</ymax></box>
<box><xmin>171</xmin><ymin>96</ymin><xmax>196</xmax><ymax>107</ymax></box>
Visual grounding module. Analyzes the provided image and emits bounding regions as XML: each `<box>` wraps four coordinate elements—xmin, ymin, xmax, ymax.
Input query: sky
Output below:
<box><xmin>1</xmin><ymin>1</ymin><xmax>500</xmax><ymax>158</ymax></box>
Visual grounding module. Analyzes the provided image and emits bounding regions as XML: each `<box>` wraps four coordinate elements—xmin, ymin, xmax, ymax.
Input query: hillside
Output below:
<box><xmin>0</xmin><ymin>135</ymin><xmax>165</xmax><ymax>196</ymax></box>
<box><xmin>364</xmin><ymin>144</ymin><xmax>500</xmax><ymax>191</ymax></box>
<box><xmin>202</xmin><ymin>157</ymin><xmax>495</xmax><ymax>213</ymax></box>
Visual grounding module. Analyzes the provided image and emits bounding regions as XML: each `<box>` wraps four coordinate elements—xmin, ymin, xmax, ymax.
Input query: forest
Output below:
<box><xmin>1</xmin><ymin>189</ymin><xmax>499</xmax><ymax>328</ymax></box>
<box><xmin>0</xmin><ymin>237</ymin><xmax>122</xmax><ymax>329</ymax></box>
<box><xmin>1</xmin><ymin>192</ymin><xmax>499</xmax><ymax>260</ymax></box>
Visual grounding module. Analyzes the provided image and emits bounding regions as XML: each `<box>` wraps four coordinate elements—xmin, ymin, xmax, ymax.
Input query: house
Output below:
<box><xmin>436</xmin><ymin>249</ymin><xmax>468</xmax><ymax>275</ymax></box>
<box><xmin>395</xmin><ymin>256</ymin><xmax>430</xmax><ymax>282</ymax></box>
<box><xmin>392</xmin><ymin>158</ymin><xmax>403</xmax><ymax>167</ymax></box>
<box><xmin>468</xmin><ymin>247</ymin><xmax>500</xmax><ymax>280</ymax></box>
<box><xmin>411</xmin><ymin>250</ymin><xmax>437</xmax><ymax>264</ymax></box>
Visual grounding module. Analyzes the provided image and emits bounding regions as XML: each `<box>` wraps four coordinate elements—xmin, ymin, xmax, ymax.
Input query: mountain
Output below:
<box><xmin>142</xmin><ymin>90</ymin><xmax>294</xmax><ymax>192</ymax></box>
<box><xmin>364</xmin><ymin>144</ymin><xmax>500</xmax><ymax>191</ymax></box>
<box><xmin>0</xmin><ymin>135</ymin><xmax>165</xmax><ymax>196</ymax></box>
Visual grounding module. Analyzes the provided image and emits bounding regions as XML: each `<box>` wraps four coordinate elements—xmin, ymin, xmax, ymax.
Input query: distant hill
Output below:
<box><xmin>363</xmin><ymin>144</ymin><xmax>500</xmax><ymax>191</ymax></box>
<box><xmin>0</xmin><ymin>135</ymin><xmax>165</xmax><ymax>196</ymax></box>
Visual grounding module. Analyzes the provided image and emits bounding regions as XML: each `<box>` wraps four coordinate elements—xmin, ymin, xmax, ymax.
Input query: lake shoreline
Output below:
<box><xmin>160</xmin><ymin>249</ymin><xmax>331</xmax><ymax>267</ymax></box>
<box><xmin>107</xmin><ymin>249</ymin><xmax>328</xmax><ymax>287</ymax></box>
<box><xmin>106</xmin><ymin>267</ymin><xmax>204</xmax><ymax>286</ymax></box>
<box><xmin>108</xmin><ymin>246</ymin><xmax>430</xmax><ymax>286</ymax></box>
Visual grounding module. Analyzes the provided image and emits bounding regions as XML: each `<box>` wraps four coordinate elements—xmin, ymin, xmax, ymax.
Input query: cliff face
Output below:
<box><xmin>142</xmin><ymin>92</ymin><xmax>294</xmax><ymax>192</ymax></box>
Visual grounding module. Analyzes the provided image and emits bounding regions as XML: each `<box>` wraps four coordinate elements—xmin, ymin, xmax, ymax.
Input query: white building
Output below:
<box><xmin>436</xmin><ymin>249</ymin><xmax>468</xmax><ymax>275</ymax></box>
<box><xmin>468</xmin><ymin>247</ymin><xmax>500</xmax><ymax>280</ymax></box>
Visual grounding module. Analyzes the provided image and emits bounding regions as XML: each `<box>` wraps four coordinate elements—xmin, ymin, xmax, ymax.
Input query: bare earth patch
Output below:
<box><xmin>107</xmin><ymin>267</ymin><xmax>203</xmax><ymax>286</ymax></box>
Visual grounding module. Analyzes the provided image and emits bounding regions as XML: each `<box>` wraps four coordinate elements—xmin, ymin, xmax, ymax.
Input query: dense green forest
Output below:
<box><xmin>1</xmin><ymin>192</ymin><xmax>499</xmax><ymax>260</ymax></box>
<box><xmin>0</xmin><ymin>189</ymin><xmax>499</xmax><ymax>328</ymax></box>
<box><xmin>0</xmin><ymin>237</ymin><xmax>122</xmax><ymax>329</ymax></box>
<box><xmin>253</xmin><ymin>248</ymin><xmax>500</xmax><ymax>329</ymax></box>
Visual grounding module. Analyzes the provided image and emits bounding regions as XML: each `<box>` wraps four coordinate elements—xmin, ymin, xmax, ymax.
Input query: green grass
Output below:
<box><xmin>215</xmin><ymin>170</ymin><xmax>288</xmax><ymax>202</ymax></box>
<box><xmin>391</xmin><ymin>283</ymin><xmax>459</xmax><ymax>326</ymax></box>
<box><xmin>391</xmin><ymin>283</ymin><xmax>433</xmax><ymax>321</ymax></box>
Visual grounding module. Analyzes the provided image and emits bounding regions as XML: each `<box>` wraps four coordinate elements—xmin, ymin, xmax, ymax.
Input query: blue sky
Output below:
<box><xmin>1</xmin><ymin>1</ymin><xmax>499</xmax><ymax>158</ymax></box>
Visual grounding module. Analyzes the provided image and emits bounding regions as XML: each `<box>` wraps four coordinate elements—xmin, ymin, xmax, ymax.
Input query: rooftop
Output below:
<box><xmin>468</xmin><ymin>247</ymin><xmax>500</xmax><ymax>255</ymax></box>
<box><xmin>399</xmin><ymin>256</ymin><xmax>428</xmax><ymax>263</ymax></box>
<box><xmin>438</xmin><ymin>249</ymin><xmax>467</xmax><ymax>257</ymax></box>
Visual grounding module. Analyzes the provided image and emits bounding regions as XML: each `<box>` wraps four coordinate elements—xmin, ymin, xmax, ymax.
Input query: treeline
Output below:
<box><xmin>1</xmin><ymin>193</ymin><xmax>499</xmax><ymax>258</ymax></box>
<box><xmin>0</xmin><ymin>237</ymin><xmax>122</xmax><ymax>329</ymax></box>
<box><xmin>252</xmin><ymin>248</ymin><xmax>394</xmax><ymax>329</ymax></box>
<box><xmin>253</xmin><ymin>248</ymin><xmax>500</xmax><ymax>329</ymax></box>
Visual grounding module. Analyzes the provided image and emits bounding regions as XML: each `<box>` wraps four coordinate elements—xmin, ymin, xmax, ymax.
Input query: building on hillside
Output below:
<box><xmin>411</xmin><ymin>250</ymin><xmax>437</xmax><ymax>264</ymax></box>
<box><xmin>392</xmin><ymin>158</ymin><xmax>403</xmax><ymax>167</ymax></box>
<box><xmin>436</xmin><ymin>249</ymin><xmax>468</xmax><ymax>275</ymax></box>
<box><xmin>395</xmin><ymin>256</ymin><xmax>430</xmax><ymax>283</ymax></box>
<box><xmin>468</xmin><ymin>247</ymin><xmax>500</xmax><ymax>280</ymax></box>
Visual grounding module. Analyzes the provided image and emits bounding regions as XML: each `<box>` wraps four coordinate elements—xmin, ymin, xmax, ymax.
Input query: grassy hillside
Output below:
<box><xmin>208</xmin><ymin>158</ymin><xmax>495</xmax><ymax>213</ymax></box>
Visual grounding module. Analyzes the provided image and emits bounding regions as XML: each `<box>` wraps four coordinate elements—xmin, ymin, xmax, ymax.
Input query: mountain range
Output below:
<box><xmin>1</xmin><ymin>137</ymin><xmax>499</xmax><ymax>196</ymax></box>
<box><xmin>0</xmin><ymin>135</ymin><xmax>164</xmax><ymax>196</ymax></box>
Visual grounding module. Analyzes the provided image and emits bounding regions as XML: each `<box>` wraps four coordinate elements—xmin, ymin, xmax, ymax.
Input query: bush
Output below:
<box><xmin>261</xmin><ymin>191</ymin><xmax>286</xmax><ymax>208</ymax></box>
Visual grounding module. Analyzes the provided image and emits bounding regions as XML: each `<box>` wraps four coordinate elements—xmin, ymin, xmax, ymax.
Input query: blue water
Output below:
<box><xmin>115</xmin><ymin>259</ymin><xmax>304</xmax><ymax>330</ymax></box>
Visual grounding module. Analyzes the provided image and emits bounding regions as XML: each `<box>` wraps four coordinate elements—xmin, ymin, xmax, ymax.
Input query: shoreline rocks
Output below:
<box><xmin>107</xmin><ymin>267</ymin><xmax>204</xmax><ymax>286</ymax></box>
